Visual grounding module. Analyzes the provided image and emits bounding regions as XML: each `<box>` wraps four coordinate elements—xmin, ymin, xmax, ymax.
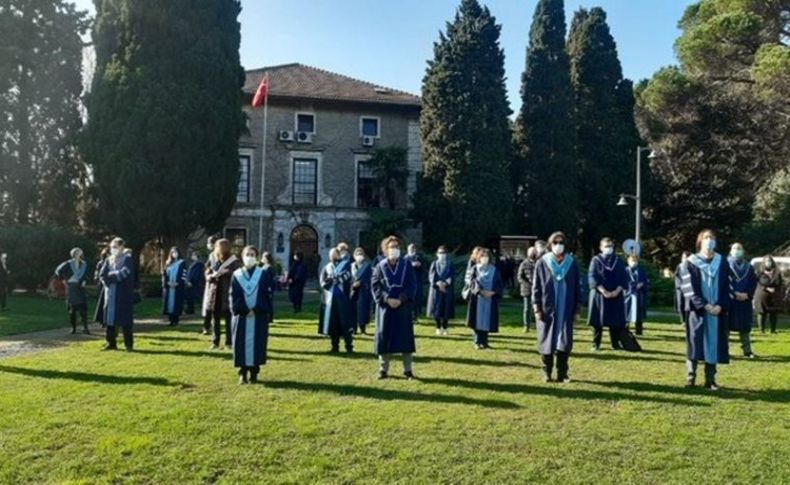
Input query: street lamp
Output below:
<box><xmin>617</xmin><ymin>146</ymin><xmax>662</xmax><ymax>247</ymax></box>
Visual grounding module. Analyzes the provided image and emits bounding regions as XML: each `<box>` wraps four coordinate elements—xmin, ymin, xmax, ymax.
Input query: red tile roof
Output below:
<box><xmin>244</xmin><ymin>63</ymin><xmax>421</xmax><ymax>107</ymax></box>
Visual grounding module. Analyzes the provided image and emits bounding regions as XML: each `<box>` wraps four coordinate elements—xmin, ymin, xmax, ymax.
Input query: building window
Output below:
<box><xmin>292</xmin><ymin>158</ymin><xmax>318</xmax><ymax>205</ymax></box>
<box><xmin>361</xmin><ymin>117</ymin><xmax>380</xmax><ymax>138</ymax></box>
<box><xmin>356</xmin><ymin>159</ymin><xmax>379</xmax><ymax>208</ymax></box>
<box><xmin>237</xmin><ymin>154</ymin><xmax>251</xmax><ymax>203</ymax></box>
<box><xmin>224</xmin><ymin>228</ymin><xmax>247</xmax><ymax>254</ymax></box>
<box><xmin>295</xmin><ymin>113</ymin><xmax>315</xmax><ymax>134</ymax></box>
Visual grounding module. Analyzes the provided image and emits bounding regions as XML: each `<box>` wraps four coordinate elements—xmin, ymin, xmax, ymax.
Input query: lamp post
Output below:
<box><xmin>617</xmin><ymin>146</ymin><xmax>659</xmax><ymax>249</ymax></box>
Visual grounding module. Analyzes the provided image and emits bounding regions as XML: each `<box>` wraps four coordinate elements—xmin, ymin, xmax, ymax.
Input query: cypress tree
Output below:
<box><xmin>418</xmin><ymin>0</ymin><xmax>512</xmax><ymax>248</ymax></box>
<box><xmin>83</xmin><ymin>0</ymin><xmax>245</xmax><ymax>252</ymax></box>
<box><xmin>513</xmin><ymin>0</ymin><xmax>577</xmax><ymax>240</ymax></box>
<box><xmin>568</xmin><ymin>7</ymin><xmax>641</xmax><ymax>255</ymax></box>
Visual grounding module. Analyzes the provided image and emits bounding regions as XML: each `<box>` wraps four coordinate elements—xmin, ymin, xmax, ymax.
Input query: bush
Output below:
<box><xmin>0</xmin><ymin>225</ymin><xmax>96</xmax><ymax>291</ymax></box>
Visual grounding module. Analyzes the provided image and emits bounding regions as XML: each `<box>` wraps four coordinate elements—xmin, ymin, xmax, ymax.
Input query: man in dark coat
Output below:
<box><xmin>100</xmin><ymin>238</ymin><xmax>136</xmax><ymax>351</ymax></box>
<box><xmin>727</xmin><ymin>243</ymin><xmax>757</xmax><ymax>358</ymax></box>
<box><xmin>587</xmin><ymin>238</ymin><xmax>628</xmax><ymax>351</ymax></box>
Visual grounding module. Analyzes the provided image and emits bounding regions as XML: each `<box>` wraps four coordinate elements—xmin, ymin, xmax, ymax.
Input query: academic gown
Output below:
<box><xmin>587</xmin><ymin>254</ymin><xmax>628</xmax><ymax>329</ymax></box>
<box><xmin>533</xmin><ymin>253</ymin><xmax>582</xmax><ymax>355</ymax></box>
<box><xmin>625</xmin><ymin>266</ymin><xmax>650</xmax><ymax>323</ymax></box>
<box><xmin>465</xmin><ymin>265</ymin><xmax>503</xmax><ymax>333</ymax></box>
<box><xmin>55</xmin><ymin>259</ymin><xmax>89</xmax><ymax>309</ymax></box>
<box><xmin>680</xmin><ymin>253</ymin><xmax>731</xmax><ymax>365</ymax></box>
<box><xmin>372</xmin><ymin>258</ymin><xmax>417</xmax><ymax>355</ymax></box>
<box><xmin>351</xmin><ymin>261</ymin><xmax>373</xmax><ymax>328</ymax></box>
<box><xmin>404</xmin><ymin>254</ymin><xmax>425</xmax><ymax>308</ymax></box>
<box><xmin>674</xmin><ymin>263</ymin><xmax>687</xmax><ymax>319</ymax></box>
<box><xmin>100</xmin><ymin>254</ymin><xmax>135</xmax><ymax>328</ymax></box>
<box><xmin>161</xmin><ymin>259</ymin><xmax>187</xmax><ymax>316</ymax></box>
<box><xmin>93</xmin><ymin>259</ymin><xmax>106</xmax><ymax>323</ymax></box>
<box><xmin>427</xmin><ymin>260</ymin><xmax>455</xmax><ymax>320</ymax></box>
<box><xmin>186</xmin><ymin>260</ymin><xmax>205</xmax><ymax>303</ymax></box>
<box><xmin>319</xmin><ymin>258</ymin><xmax>354</xmax><ymax>336</ymax></box>
<box><xmin>230</xmin><ymin>266</ymin><xmax>273</xmax><ymax>368</ymax></box>
<box><xmin>288</xmin><ymin>260</ymin><xmax>307</xmax><ymax>304</ymax></box>
<box><xmin>727</xmin><ymin>258</ymin><xmax>757</xmax><ymax>333</ymax></box>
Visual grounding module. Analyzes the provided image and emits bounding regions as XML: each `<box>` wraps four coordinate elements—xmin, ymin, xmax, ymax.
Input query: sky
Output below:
<box><xmin>72</xmin><ymin>0</ymin><xmax>694</xmax><ymax>112</ymax></box>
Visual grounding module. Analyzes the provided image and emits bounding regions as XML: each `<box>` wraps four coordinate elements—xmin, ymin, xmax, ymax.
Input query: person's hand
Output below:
<box><xmin>637</xmin><ymin>283</ymin><xmax>644</xmax><ymax>289</ymax></box>
<box><xmin>81</xmin><ymin>281</ymin><xmax>86</xmax><ymax>288</ymax></box>
<box><xmin>353</xmin><ymin>281</ymin><xmax>361</xmax><ymax>288</ymax></box>
<box><xmin>704</xmin><ymin>304</ymin><xmax>714</xmax><ymax>313</ymax></box>
<box><xmin>387</xmin><ymin>298</ymin><xmax>401</xmax><ymax>309</ymax></box>
<box><xmin>766</xmin><ymin>287</ymin><xmax>775</xmax><ymax>293</ymax></box>
<box><xmin>534</xmin><ymin>311</ymin><xmax>543</xmax><ymax>322</ymax></box>
<box><xmin>713</xmin><ymin>305</ymin><xmax>722</xmax><ymax>315</ymax></box>
<box><xmin>482</xmin><ymin>290</ymin><xmax>495</xmax><ymax>298</ymax></box>
<box><xmin>187</xmin><ymin>282</ymin><xmax>192</xmax><ymax>288</ymax></box>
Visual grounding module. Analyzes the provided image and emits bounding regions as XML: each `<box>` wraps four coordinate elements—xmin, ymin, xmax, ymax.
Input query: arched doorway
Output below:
<box><xmin>290</xmin><ymin>224</ymin><xmax>319</xmax><ymax>277</ymax></box>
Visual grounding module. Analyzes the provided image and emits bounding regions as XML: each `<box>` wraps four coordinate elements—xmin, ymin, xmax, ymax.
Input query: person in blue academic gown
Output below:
<box><xmin>532</xmin><ymin>232</ymin><xmax>582</xmax><ymax>383</ymax></box>
<box><xmin>679</xmin><ymin>229</ymin><xmax>731</xmax><ymax>390</ymax></box>
<box><xmin>587</xmin><ymin>238</ymin><xmax>628</xmax><ymax>351</ymax></box>
<box><xmin>427</xmin><ymin>245</ymin><xmax>455</xmax><ymax>335</ymax></box>
<box><xmin>261</xmin><ymin>252</ymin><xmax>278</xmax><ymax>324</ymax></box>
<box><xmin>465</xmin><ymin>248</ymin><xmax>503</xmax><ymax>349</ymax></box>
<box><xmin>319</xmin><ymin>247</ymin><xmax>354</xmax><ymax>353</ymax></box>
<box><xmin>625</xmin><ymin>254</ymin><xmax>651</xmax><ymax>335</ymax></box>
<box><xmin>674</xmin><ymin>252</ymin><xmax>691</xmax><ymax>325</ymax></box>
<box><xmin>230</xmin><ymin>245</ymin><xmax>273</xmax><ymax>384</ymax></box>
<box><xmin>100</xmin><ymin>237</ymin><xmax>135</xmax><ymax>351</ymax></box>
<box><xmin>351</xmin><ymin>247</ymin><xmax>373</xmax><ymax>335</ymax></box>
<box><xmin>287</xmin><ymin>251</ymin><xmax>307</xmax><ymax>313</ymax></box>
<box><xmin>405</xmin><ymin>244</ymin><xmax>425</xmax><ymax>322</ymax></box>
<box><xmin>161</xmin><ymin>247</ymin><xmax>187</xmax><ymax>326</ymax></box>
<box><xmin>727</xmin><ymin>242</ymin><xmax>758</xmax><ymax>358</ymax></box>
<box><xmin>55</xmin><ymin>247</ymin><xmax>90</xmax><ymax>335</ymax></box>
<box><xmin>372</xmin><ymin>236</ymin><xmax>417</xmax><ymax>380</ymax></box>
<box><xmin>185</xmin><ymin>251</ymin><xmax>205</xmax><ymax>315</ymax></box>
<box><xmin>93</xmin><ymin>247</ymin><xmax>109</xmax><ymax>328</ymax></box>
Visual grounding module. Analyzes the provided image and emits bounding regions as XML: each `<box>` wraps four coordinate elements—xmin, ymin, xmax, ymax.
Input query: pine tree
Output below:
<box><xmin>83</xmin><ymin>0</ymin><xmax>246</xmax><ymax>252</ymax></box>
<box><xmin>568</xmin><ymin>7</ymin><xmax>641</xmax><ymax>255</ymax></box>
<box><xmin>417</xmin><ymin>0</ymin><xmax>512</xmax><ymax>248</ymax></box>
<box><xmin>513</xmin><ymin>0</ymin><xmax>577</xmax><ymax>240</ymax></box>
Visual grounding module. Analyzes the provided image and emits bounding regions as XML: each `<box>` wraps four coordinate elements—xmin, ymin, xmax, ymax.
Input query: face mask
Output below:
<box><xmin>602</xmin><ymin>246</ymin><xmax>614</xmax><ymax>256</ymax></box>
<box><xmin>171</xmin><ymin>253</ymin><xmax>179</xmax><ymax>260</ymax></box>
<box><xmin>703</xmin><ymin>238</ymin><xmax>716</xmax><ymax>251</ymax></box>
<box><xmin>206</xmin><ymin>244</ymin><xmax>213</xmax><ymax>251</ymax></box>
<box><xmin>110</xmin><ymin>247</ymin><xmax>120</xmax><ymax>257</ymax></box>
<box><xmin>731</xmin><ymin>249</ymin><xmax>744</xmax><ymax>259</ymax></box>
<box><xmin>535</xmin><ymin>246</ymin><xmax>545</xmax><ymax>256</ymax></box>
<box><xmin>192</xmin><ymin>255</ymin><xmax>199</xmax><ymax>261</ymax></box>
<box><xmin>765</xmin><ymin>261</ymin><xmax>774</xmax><ymax>268</ymax></box>
<box><xmin>243</xmin><ymin>256</ymin><xmax>257</xmax><ymax>268</ymax></box>
<box><xmin>437</xmin><ymin>253</ymin><xmax>447</xmax><ymax>262</ymax></box>
<box><xmin>479</xmin><ymin>257</ymin><xmax>490</xmax><ymax>266</ymax></box>
<box><xmin>388</xmin><ymin>248</ymin><xmax>401</xmax><ymax>259</ymax></box>
<box><xmin>354</xmin><ymin>255</ymin><xmax>364</xmax><ymax>264</ymax></box>
<box><xmin>409</xmin><ymin>249</ymin><xmax>417</xmax><ymax>256</ymax></box>
<box><xmin>552</xmin><ymin>244</ymin><xmax>565</xmax><ymax>256</ymax></box>
<box><xmin>629</xmin><ymin>262</ymin><xmax>638</xmax><ymax>268</ymax></box>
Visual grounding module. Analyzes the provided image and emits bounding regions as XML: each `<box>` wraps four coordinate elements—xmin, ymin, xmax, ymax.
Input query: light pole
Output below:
<box><xmin>617</xmin><ymin>146</ymin><xmax>659</xmax><ymax>249</ymax></box>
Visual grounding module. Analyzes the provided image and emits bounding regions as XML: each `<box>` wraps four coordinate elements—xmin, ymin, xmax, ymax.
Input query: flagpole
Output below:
<box><xmin>257</xmin><ymin>77</ymin><xmax>268</xmax><ymax>250</ymax></box>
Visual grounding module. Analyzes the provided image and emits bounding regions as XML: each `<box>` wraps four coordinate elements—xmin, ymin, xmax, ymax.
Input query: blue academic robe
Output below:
<box><xmin>320</xmin><ymin>257</ymin><xmax>354</xmax><ymax>336</ymax></box>
<box><xmin>230</xmin><ymin>267</ymin><xmax>272</xmax><ymax>368</ymax></box>
<box><xmin>100</xmin><ymin>254</ymin><xmax>135</xmax><ymax>328</ymax></box>
<box><xmin>533</xmin><ymin>254</ymin><xmax>582</xmax><ymax>355</ymax></box>
<box><xmin>161</xmin><ymin>259</ymin><xmax>186</xmax><ymax>316</ymax></box>
<box><xmin>426</xmin><ymin>260</ymin><xmax>455</xmax><ymax>320</ymax></box>
<box><xmin>186</xmin><ymin>260</ymin><xmax>205</xmax><ymax>303</ymax></box>
<box><xmin>372</xmin><ymin>258</ymin><xmax>417</xmax><ymax>355</ymax></box>
<box><xmin>55</xmin><ymin>259</ymin><xmax>89</xmax><ymax>308</ymax></box>
<box><xmin>680</xmin><ymin>253</ymin><xmax>731</xmax><ymax>365</ymax></box>
<box><xmin>404</xmin><ymin>254</ymin><xmax>425</xmax><ymax>309</ymax></box>
<box><xmin>587</xmin><ymin>254</ymin><xmax>628</xmax><ymax>329</ymax></box>
<box><xmin>288</xmin><ymin>260</ymin><xmax>307</xmax><ymax>304</ymax></box>
<box><xmin>465</xmin><ymin>265</ymin><xmax>503</xmax><ymax>332</ymax></box>
<box><xmin>351</xmin><ymin>261</ymin><xmax>373</xmax><ymax>328</ymax></box>
<box><xmin>625</xmin><ymin>266</ymin><xmax>650</xmax><ymax>323</ymax></box>
<box><xmin>727</xmin><ymin>257</ymin><xmax>757</xmax><ymax>333</ymax></box>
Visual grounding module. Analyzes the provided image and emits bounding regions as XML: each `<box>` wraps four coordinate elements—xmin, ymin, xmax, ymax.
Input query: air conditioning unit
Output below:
<box><xmin>296</xmin><ymin>131</ymin><xmax>313</xmax><ymax>143</ymax></box>
<box><xmin>361</xmin><ymin>136</ymin><xmax>375</xmax><ymax>147</ymax></box>
<box><xmin>279</xmin><ymin>130</ymin><xmax>295</xmax><ymax>142</ymax></box>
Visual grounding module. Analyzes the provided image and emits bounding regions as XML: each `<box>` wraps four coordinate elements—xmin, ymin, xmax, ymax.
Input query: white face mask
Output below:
<box><xmin>552</xmin><ymin>244</ymin><xmax>565</xmax><ymax>256</ymax></box>
<box><xmin>437</xmin><ymin>253</ymin><xmax>447</xmax><ymax>262</ymax></box>
<box><xmin>110</xmin><ymin>247</ymin><xmax>121</xmax><ymax>257</ymax></box>
<box><xmin>479</xmin><ymin>257</ymin><xmax>490</xmax><ymax>266</ymax></box>
<box><xmin>354</xmin><ymin>255</ymin><xmax>364</xmax><ymax>264</ymax></box>
<box><xmin>601</xmin><ymin>246</ymin><xmax>614</xmax><ymax>256</ymax></box>
<box><xmin>703</xmin><ymin>238</ymin><xmax>716</xmax><ymax>251</ymax></box>
<box><xmin>535</xmin><ymin>246</ymin><xmax>546</xmax><ymax>256</ymax></box>
<box><xmin>629</xmin><ymin>261</ymin><xmax>638</xmax><ymax>268</ymax></box>
<box><xmin>388</xmin><ymin>248</ymin><xmax>401</xmax><ymax>260</ymax></box>
<box><xmin>243</xmin><ymin>255</ymin><xmax>258</xmax><ymax>268</ymax></box>
<box><xmin>206</xmin><ymin>243</ymin><xmax>213</xmax><ymax>251</ymax></box>
<box><xmin>171</xmin><ymin>252</ymin><xmax>179</xmax><ymax>260</ymax></box>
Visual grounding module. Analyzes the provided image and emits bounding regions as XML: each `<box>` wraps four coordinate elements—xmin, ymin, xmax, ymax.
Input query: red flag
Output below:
<box><xmin>252</xmin><ymin>74</ymin><xmax>269</xmax><ymax>108</ymax></box>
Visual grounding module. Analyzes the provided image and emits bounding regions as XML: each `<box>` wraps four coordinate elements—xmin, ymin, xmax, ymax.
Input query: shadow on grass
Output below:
<box><xmin>578</xmin><ymin>380</ymin><xmax>790</xmax><ymax>404</ymax></box>
<box><xmin>0</xmin><ymin>365</ymin><xmax>188</xmax><ymax>387</ymax></box>
<box><xmin>572</xmin><ymin>351</ymin><xmax>680</xmax><ymax>363</ymax></box>
<box><xmin>269</xmin><ymin>348</ymin><xmax>539</xmax><ymax>368</ymax></box>
<box><xmin>263</xmin><ymin>380</ymin><xmax>520</xmax><ymax>409</ymax></box>
<box><xmin>133</xmin><ymin>348</ymin><xmax>309</xmax><ymax>362</ymax></box>
<box><xmin>419</xmin><ymin>377</ymin><xmax>708</xmax><ymax>407</ymax></box>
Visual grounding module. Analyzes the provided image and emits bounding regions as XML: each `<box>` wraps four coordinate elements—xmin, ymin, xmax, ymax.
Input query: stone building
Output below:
<box><xmin>222</xmin><ymin>63</ymin><xmax>422</xmax><ymax>275</ymax></box>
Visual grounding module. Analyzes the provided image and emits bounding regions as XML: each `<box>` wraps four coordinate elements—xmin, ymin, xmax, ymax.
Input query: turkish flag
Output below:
<box><xmin>252</xmin><ymin>74</ymin><xmax>269</xmax><ymax>108</ymax></box>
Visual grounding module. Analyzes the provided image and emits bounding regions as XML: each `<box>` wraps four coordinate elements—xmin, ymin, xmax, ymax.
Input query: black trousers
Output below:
<box><xmin>202</xmin><ymin>312</ymin><xmax>212</xmax><ymax>332</ymax></box>
<box><xmin>435</xmin><ymin>318</ymin><xmax>449</xmax><ymax>329</ymax></box>
<box><xmin>238</xmin><ymin>365</ymin><xmax>260</xmax><ymax>377</ymax></box>
<box><xmin>328</xmin><ymin>304</ymin><xmax>353</xmax><ymax>351</ymax></box>
<box><xmin>0</xmin><ymin>287</ymin><xmax>6</xmax><ymax>309</ymax></box>
<box><xmin>759</xmin><ymin>312</ymin><xmax>778</xmax><ymax>333</ymax></box>
<box><xmin>212</xmin><ymin>310</ymin><xmax>232</xmax><ymax>346</ymax></box>
<box><xmin>541</xmin><ymin>352</ymin><xmax>570</xmax><ymax>380</ymax></box>
<box><xmin>69</xmin><ymin>304</ymin><xmax>88</xmax><ymax>330</ymax></box>
<box><xmin>167</xmin><ymin>313</ymin><xmax>180</xmax><ymax>326</ymax></box>
<box><xmin>106</xmin><ymin>325</ymin><xmax>133</xmax><ymax>350</ymax></box>
<box><xmin>593</xmin><ymin>326</ymin><xmax>621</xmax><ymax>349</ymax></box>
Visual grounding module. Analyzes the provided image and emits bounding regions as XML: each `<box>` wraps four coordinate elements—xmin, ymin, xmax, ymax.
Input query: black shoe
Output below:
<box><xmin>250</xmin><ymin>374</ymin><xmax>259</xmax><ymax>384</ymax></box>
<box><xmin>209</xmin><ymin>344</ymin><xmax>219</xmax><ymax>350</ymax></box>
<box><xmin>378</xmin><ymin>371</ymin><xmax>388</xmax><ymax>380</ymax></box>
<box><xmin>83</xmin><ymin>328</ymin><xmax>91</xmax><ymax>335</ymax></box>
<box><xmin>330</xmin><ymin>348</ymin><xmax>340</xmax><ymax>354</ymax></box>
<box><xmin>125</xmin><ymin>347</ymin><xmax>133</xmax><ymax>352</ymax></box>
<box><xmin>239</xmin><ymin>375</ymin><xmax>248</xmax><ymax>385</ymax></box>
<box><xmin>685</xmin><ymin>377</ymin><xmax>696</xmax><ymax>388</ymax></box>
<box><xmin>704</xmin><ymin>381</ymin><xmax>720</xmax><ymax>391</ymax></box>
<box><xmin>557</xmin><ymin>375</ymin><xmax>571</xmax><ymax>384</ymax></box>
<box><xmin>70</xmin><ymin>328</ymin><xmax>77</xmax><ymax>335</ymax></box>
<box><xmin>404</xmin><ymin>371</ymin><xmax>416</xmax><ymax>380</ymax></box>
<box><xmin>542</xmin><ymin>373</ymin><xmax>552</xmax><ymax>383</ymax></box>
<box><xmin>346</xmin><ymin>347</ymin><xmax>354</xmax><ymax>354</ymax></box>
<box><xmin>101</xmin><ymin>344</ymin><xmax>117</xmax><ymax>351</ymax></box>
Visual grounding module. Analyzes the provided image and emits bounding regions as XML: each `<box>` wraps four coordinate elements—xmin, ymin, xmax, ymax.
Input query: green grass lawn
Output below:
<box><xmin>0</xmin><ymin>293</ymin><xmax>788</xmax><ymax>483</ymax></box>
